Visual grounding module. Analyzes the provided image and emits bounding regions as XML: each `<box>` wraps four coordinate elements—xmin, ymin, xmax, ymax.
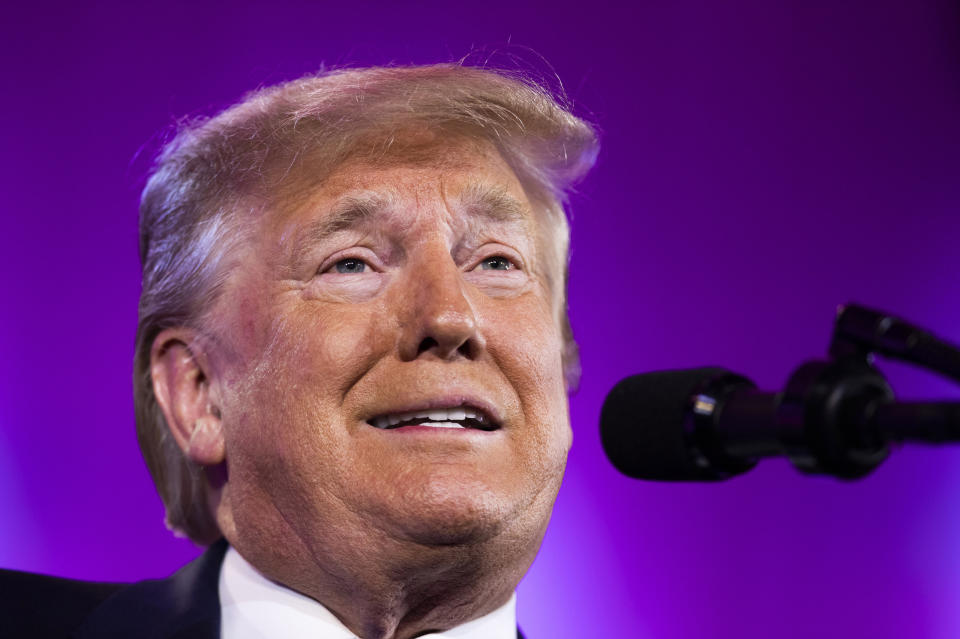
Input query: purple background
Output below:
<box><xmin>3</xmin><ymin>1</ymin><xmax>959</xmax><ymax>637</ymax></box>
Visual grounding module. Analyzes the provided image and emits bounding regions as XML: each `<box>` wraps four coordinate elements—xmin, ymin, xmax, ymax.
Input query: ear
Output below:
<box><xmin>150</xmin><ymin>329</ymin><xmax>225</xmax><ymax>466</ymax></box>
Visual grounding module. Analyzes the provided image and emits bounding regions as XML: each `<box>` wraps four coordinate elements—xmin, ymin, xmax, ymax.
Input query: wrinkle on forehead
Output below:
<box><xmin>284</xmin><ymin>173</ymin><xmax>536</xmax><ymax>265</ymax></box>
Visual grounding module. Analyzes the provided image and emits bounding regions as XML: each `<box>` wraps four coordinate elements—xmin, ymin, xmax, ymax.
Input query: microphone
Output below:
<box><xmin>600</xmin><ymin>365</ymin><xmax>960</xmax><ymax>482</ymax></box>
<box><xmin>599</xmin><ymin>305</ymin><xmax>960</xmax><ymax>482</ymax></box>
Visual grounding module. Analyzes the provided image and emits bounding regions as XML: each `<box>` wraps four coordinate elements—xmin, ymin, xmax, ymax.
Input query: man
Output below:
<box><xmin>2</xmin><ymin>64</ymin><xmax>598</xmax><ymax>638</ymax></box>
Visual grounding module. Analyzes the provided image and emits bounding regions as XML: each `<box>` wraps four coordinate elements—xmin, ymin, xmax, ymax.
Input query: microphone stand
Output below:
<box><xmin>769</xmin><ymin>304</ymin><xmax>960</xmax><ymax>478</ymax></box>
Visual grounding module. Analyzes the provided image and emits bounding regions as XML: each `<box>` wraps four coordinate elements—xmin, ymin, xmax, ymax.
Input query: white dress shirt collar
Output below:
<box><xmin>219</xmin><ymin>545</ymin><xmax>517</xmax><ymax>639</ymax></box>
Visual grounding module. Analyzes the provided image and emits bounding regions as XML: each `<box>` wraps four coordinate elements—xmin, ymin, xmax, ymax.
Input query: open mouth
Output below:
<box><xmin>367</xmin><ymin>406</ymin><xmax>499</xmax><ymax>431</ymax></box>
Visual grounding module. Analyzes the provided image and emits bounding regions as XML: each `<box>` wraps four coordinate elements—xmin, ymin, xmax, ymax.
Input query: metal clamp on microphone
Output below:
<box><xmin>600</xmin><ymin>304</ymin><xmax>960</xmax><ymax>481</ymax></box>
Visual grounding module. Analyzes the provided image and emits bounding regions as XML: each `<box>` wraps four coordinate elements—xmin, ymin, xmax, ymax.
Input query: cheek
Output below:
<box><xmin>218</xmin><ymin>295</ymin><xmax>391</xmax><ymax>476</ymax></box>
<box><xmin>492</xmin><ymin>292</ymin><xmax>567</xmax><ymax>394</ymax></box>
<box><xmin>486</xmin><ymin>296</ymin><xmax>572</xmax><ymax>468</ymax></box>
<box><xmin>232</xmin><ymin>293</ymin><xmax>387</xmax><ymax>399</ymax></box>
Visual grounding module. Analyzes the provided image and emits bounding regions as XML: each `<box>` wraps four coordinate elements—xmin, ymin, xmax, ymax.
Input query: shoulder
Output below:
<box><xmin>1</xmin><ymin>540</ymin><xmax>228</xmax><ymax>639</ymax></box>
<box><xmin>73</xmin><ymin>539</ymin><xmax>227</xmax><ymax>639</ymax></box>
<box><xmin>0</xmin><ymin>568</ymin><xmax>124</xmax><ymax>638</ymax></box>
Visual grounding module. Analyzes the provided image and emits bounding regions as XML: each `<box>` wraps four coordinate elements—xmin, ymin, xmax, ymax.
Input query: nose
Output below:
<box><xmin>397</xmin><ymin>253</ymin><xmax>486</xmax><ymax>362</ymax></box>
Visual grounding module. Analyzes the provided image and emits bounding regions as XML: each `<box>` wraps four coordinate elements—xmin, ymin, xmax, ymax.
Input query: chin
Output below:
<box><xmin>377</xmin><ymin>473</ymin><xmax>522</xmax><ymax>546</ymax></box>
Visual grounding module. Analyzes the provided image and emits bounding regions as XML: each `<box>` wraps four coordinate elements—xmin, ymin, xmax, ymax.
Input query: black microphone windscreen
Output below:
<box><xmin>600</xmin><ymin>367</ymin><xmax>730</xmax><ymax>480</ymax></box>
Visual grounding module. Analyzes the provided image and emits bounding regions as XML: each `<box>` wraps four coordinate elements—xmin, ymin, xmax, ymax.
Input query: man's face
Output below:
<box><xmin>207</xmin><ymin>134</ymin><xmax>572</xmax><ymax>568</ymax></box>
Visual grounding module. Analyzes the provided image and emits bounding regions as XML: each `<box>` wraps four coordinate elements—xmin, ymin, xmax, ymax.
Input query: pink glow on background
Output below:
<box><xmin>2</xmin><ymin>1</ymin><xmax>959</xmax><ymax>637</ymax></box>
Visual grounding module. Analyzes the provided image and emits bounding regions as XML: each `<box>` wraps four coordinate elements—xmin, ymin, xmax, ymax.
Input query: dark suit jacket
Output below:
<box><xmin>1</xmin><ymin>541</ymin><xmax>526</xmax><ymax>638</ymax></box>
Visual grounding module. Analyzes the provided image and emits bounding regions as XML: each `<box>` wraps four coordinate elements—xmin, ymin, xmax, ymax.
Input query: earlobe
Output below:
<box><xmin>150</xmin><ymin>329</ymin><xmax>226</xmax><ymax>467</ymax></box>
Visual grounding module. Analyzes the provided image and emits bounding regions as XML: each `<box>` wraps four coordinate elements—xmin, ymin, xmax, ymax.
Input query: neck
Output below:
<box><xmin>227</xmin><ymin>514</ymin><xmax>541</xmax><ymax>639</ymax></box>
<box><xmin>328</xmin><ymin>546</ymin><xmax>519</xmax><ymax>639</ymax></box>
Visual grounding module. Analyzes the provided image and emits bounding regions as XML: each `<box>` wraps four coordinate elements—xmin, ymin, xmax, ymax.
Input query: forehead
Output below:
<box><xmin>273</xmin><ymin>133</ymin><xmax>534</xmax><ymax>229</ymax></box>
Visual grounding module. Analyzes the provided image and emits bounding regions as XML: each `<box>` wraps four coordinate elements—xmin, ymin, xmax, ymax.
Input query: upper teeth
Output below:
<box><xmin>370</xmin><ymin>407</ymin><xmax>484</xmax><ymax>430</ymax></box>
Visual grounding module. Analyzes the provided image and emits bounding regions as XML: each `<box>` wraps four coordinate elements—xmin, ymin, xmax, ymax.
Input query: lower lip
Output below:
<box><xmin>369</xmin><ymin>423</ymin><xmax>498</xmax><ymax>435</ymax></box>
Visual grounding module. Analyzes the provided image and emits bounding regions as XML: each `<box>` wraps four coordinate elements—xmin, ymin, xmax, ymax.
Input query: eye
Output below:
<box><xmin>331</xmin><ymin>258</ymin><xmax>368</xmax><ymax>274</ymax></box>
<box><xmin>478</xmin><ymin>256</ymin><xmax>515</xmax><ymax>271</ymax></box>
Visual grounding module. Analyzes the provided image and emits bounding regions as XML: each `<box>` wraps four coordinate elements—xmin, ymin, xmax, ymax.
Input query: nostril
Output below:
<box><xmin>414</xmin><ymin>335</ymin><xmax>477</xmax><ymax>359</ymax></box>
<box><xmin>417</xmin><ymin>337</ymin><xmax>439</xmax><ymax>355</ymax></box>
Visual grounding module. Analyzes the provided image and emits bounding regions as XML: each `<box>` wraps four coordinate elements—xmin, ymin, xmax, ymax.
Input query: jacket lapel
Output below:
<box><xmin>73</xmin><ymin>539</ymin><xmax>227</xmax><ymax>639</ymax></box>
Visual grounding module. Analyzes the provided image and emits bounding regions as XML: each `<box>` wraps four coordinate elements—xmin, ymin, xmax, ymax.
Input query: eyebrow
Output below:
<box><xmin>457</xmin><ymin>182</ymin><xmax>529</xmax><ymax>225</ymax></box>
<box><xmin>289</xmin><ymin>191</ymin><xmax>395</xmax><ymax>267</ymax></box>
<box><xmin>288</xmin><ymin>182</ymin><xmax>530</xmax><ymax>267</ymax></box>
<box><xmin>305</xmin><ymin>190</ymin><xmax>395</xmax><ymax>239</ymax></box>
